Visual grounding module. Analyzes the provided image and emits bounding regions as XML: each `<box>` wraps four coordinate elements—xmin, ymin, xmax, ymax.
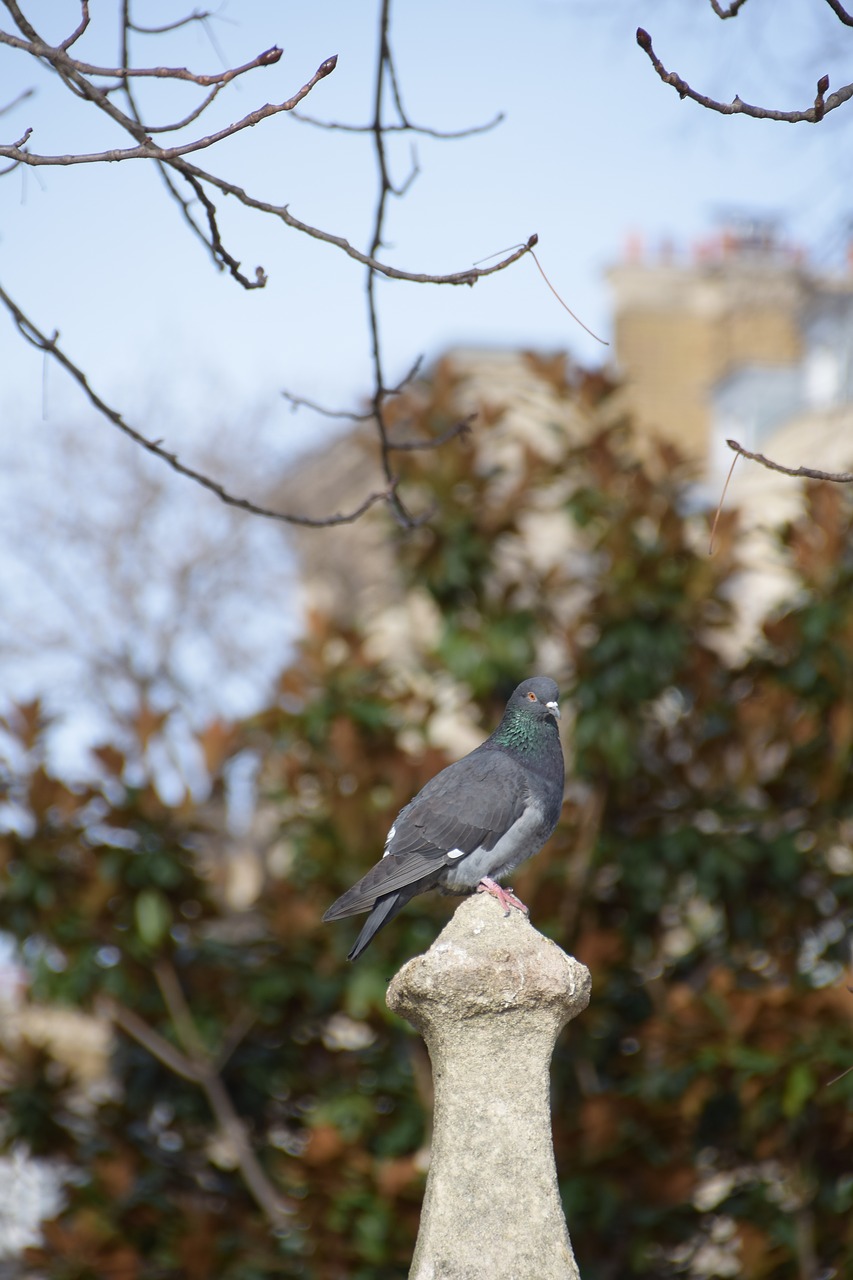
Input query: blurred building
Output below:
<box><xmin>607</xmin><ymin>217</ymin><xmax>853</xmax><ymax>477</ymax></box>
<box><xmin>279</xmin><ymin>220</ymin><xmax>853</xmax><ymax>645</ymax></box>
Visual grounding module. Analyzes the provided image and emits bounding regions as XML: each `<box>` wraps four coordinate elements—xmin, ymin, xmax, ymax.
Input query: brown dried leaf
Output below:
<box><xmin>92</xmin><ymin>744</ymin><xmax>126</xmax><ymax>778</ymax></box>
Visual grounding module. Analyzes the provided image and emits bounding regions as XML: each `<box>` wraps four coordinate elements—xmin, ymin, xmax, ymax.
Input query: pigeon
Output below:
<box><xmin>323</xmin><ymin>676</ymin><xmax>564</xmax><ymax>960</ymax></box>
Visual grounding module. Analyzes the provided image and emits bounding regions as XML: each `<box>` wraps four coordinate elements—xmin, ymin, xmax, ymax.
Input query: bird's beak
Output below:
<box><xmin>546</xmin><ymin>700</ymin><xmax>560</xmax><ymax>720</ymax></box>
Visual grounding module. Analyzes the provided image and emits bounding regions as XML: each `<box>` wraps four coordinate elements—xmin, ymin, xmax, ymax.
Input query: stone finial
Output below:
<box><xmin>387</xmin><ymin>893</ymin><xmax>591</xmax><ymax>1280</ymax></box>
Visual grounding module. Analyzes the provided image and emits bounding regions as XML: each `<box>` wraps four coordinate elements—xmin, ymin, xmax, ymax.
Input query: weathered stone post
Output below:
<box><xmin>386</xmin><ymin>892</ymin><xmax>591</xmax><ymax>1280</ymax></box>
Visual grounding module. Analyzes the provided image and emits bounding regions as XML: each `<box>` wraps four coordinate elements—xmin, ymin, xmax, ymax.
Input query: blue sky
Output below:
<box><xmin>1</xmin><ymin>0</ymin><xmax>851</xmax><ymax>769</ymax></box>
<box><xmin>1</xmin><ymin>1</ymin><xmax>849</xmax><ymax>425</ymax></box>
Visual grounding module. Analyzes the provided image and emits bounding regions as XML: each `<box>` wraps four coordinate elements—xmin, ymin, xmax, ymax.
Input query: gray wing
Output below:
<box><xmin>322</xmin><ymin>748</ymin><xmax>527</xmax><ymax>920</ymax></box>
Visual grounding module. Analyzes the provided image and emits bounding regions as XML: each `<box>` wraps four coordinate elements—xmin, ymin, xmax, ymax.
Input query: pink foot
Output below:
<box><xmin>476</xmin><ymin>877</ymin><xmax>529</xmax><ymax>917</ymax></box>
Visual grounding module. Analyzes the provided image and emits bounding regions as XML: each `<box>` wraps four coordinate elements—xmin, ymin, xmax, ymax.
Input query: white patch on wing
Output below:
<box><xmin>446</xmin><ymin>848</ymin><xmax>466</xmax><ymax>860</ymax></box>
<box><xmin>382</xmin><ymin>824</ymin><xmax>397</xmax><ymax>857</ymax></box>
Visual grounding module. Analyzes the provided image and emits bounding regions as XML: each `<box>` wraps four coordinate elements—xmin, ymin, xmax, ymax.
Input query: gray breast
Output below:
<box><xmin>438</xmin><ymin>796</ymin><xmax>549</xmax><ymax>891</ymax></box>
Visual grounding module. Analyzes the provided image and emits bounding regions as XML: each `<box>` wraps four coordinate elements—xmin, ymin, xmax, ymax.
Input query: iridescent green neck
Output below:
<box><xmin>492</xmin><ymin>707</ymin><xmax>541</xmax><ymax>753</ymax></box>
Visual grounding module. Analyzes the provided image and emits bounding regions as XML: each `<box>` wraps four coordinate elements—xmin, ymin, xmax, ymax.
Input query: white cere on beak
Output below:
<box><xmin>546</xmin><ymin>700</ymin><xmax>561</xmax><ymax>720</ymax></box>
<box><xmin>446</xmin><ymin>848</ymin><xmax>466</xmax><ymax>860</ymax></box>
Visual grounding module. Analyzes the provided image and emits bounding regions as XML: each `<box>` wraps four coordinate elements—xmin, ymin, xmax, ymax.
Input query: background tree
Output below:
<box><xmin>2</xmin><ymin>360</ymin><xmax>851</xmax><ymax>1278</ymax></box>
<box><xmin>3</xmin><ymin>2</ymin><xmax>853</xmax><ymax>1276</ymax></box>
<box><xmin>0</xmin><ymin>408</ymin><xmax>298</xmax><ymax>789</ymax></box>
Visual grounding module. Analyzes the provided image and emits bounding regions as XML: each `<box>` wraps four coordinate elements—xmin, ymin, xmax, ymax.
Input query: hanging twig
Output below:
<box><xmin>708</xmin><ymin>450</ymin><xmax>740</xmax><ymax>555</ymax></box>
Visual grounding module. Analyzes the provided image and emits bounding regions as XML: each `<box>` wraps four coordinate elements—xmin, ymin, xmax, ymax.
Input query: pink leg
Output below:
<box><xmin>476</xmin><ymin>877</ymin><xmax>529</xmax><ymax>917</ymax></box>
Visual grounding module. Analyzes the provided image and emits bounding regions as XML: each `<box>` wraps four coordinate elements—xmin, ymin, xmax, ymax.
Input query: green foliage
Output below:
<box><xmin>1</xmin><ymin>368</ymin><xmax>852</xmax><ymax>1278</ymax></box>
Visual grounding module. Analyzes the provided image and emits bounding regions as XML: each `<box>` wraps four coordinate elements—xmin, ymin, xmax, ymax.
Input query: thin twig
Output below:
<box><xmin>183</xmin><ymin>168</ymin><xmax>267</xmax><ymax>287</ymax></box>
<box><xmin>58</xmin><ymin>0</ymin><xmax>90</xmax><ymax>51</ymax></box>
<box><xmin>129</xmin><ymin>10</ymin><xmax>214</xmax><ymax>37</ymax></box>
<box><xmin>291</xmin><ymin>110</ymin><xmax>504</xmax><ymax>140</ymax></box>
<box><xmin>726</xmin><ymin>438</ymin><xmax>853</xmax><ymax>482</ymax></box>
<box><xmin>213</xmin><ymin>1006</ymin><xmax>257</xmax><ymax>1073</ymax></box>
<box><xmin>386</xmin><ymin>413</ymin><xmax>475</xmax><ymax>451</ymax></box>
<box><xmin>0</xmin><ymin>86</ymin><xmax>34</xmax><ymax>117</ymax></box>
<box><xmin>153</xmin><ymin>959</ymin><xmax>207</xmax><ymax>1058</ymax></box>
<box><xmin>118</xmin><ymin>1</ymin><xmax>231</xmax><ymax>275</ymax></box>
<box><xmin>636</xmin><ymin>27</ymin><xmax>848</xmax><ymax>123</ymax></box>
<box><xmin>390</xmin><ymin>354</ymin><xmax>424</xmax><ymax>394</ymax></box>
<box><xmin>709</xmin><ymin>0</ymin><xmax>749</xmax><ymax>16</ymax></box>
<box><xmin>281</xmin><ymin>390</ymin><xmax>372</xmax><ymax>422</ymax></box>
<box><xmin>282</xmin><ymin>355</ymin><xmax>424</xmax><ymax>424</ymax></box>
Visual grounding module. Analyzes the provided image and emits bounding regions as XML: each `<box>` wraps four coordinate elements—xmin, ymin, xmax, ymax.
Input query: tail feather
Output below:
<box><xmin>323</xmin><ymin>878</ymin><xmax>377</xmax><ymax>922</ymax></box>
<box><xmin>324</xmin><ymin>871</ymin><xmax>440</xmax><ymax>959</ymax></box>
<box><xmin>347</xmin><ymin>892</ymin><xmax>406</xmax><ymax>961</ymax></box>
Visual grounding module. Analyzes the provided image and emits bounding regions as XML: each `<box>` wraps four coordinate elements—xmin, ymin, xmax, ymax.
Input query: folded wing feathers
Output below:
<box><xmin>323</xmin><ymin>749</ymin><xmax>530</xmax><ymax>922</ymax></box>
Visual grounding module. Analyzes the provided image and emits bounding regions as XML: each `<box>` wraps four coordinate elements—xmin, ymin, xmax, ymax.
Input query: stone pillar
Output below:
<box><xmin>386</xmin><ymin>893</ymin><xmax>591</xmax><ymax>1280</ymax></box>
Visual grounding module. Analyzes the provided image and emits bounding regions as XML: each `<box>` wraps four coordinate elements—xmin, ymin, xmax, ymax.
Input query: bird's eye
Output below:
<box><xmin>527</xmin><ymin>692</ymin><xmax>537</xmax><ymax>701</ymax></box>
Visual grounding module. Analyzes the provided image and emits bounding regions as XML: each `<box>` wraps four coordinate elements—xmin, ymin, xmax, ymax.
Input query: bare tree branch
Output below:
<box><xmin>154</xmin><ymin>959</ymin><xmax>293</xmax><ymax>1229</ymax></box>
<box><xmin>116</xmin><ymin>1</ymin><xmax>233</xmax><ymax>276</ymax></box>
<box><xmin>0</xmin><ymin>1</ymin><xmax>531</xmax><ymax>531</ymax></box>
<box><xmin>0</xmin><ymin>6</ymin><xmax>534</xmax><ymax>291</ymax></box>
<box><xmin>58</xmin><ymin>0</ymin><xmax>90</xmax><ymax>51</ymax></box>
<box><xmin>727</xmin><ymin>438</ymin><xmax>853</xmax><ymax>482</ymax></box>
<box><xmin>823</xmin><ymin>0</ymin><xmax>853</xmax><ymax>27</ymax></box>
<box><xmin>636</xmin><ymin>27</ymin><xmax>848</xmax><ymax>123</ymax></box>
<box><xmin>106</xmin><ymin>997</ymin><xmax>202</xmax><ymax>1084</ymax></box>
<box><xmin>277</xmin><ymin>0</ymin><xmax>521</xmax><ymax>525</ymax></box>
<box><xmin>0</xmin><ymin>280</ymin><xmax>398</xmax><ymax>527</ymax></box>
<box><xmin>171</xmin><ymin>159</ymin><xmax>539</xmax><ymax>285</ymax></box>
<box><xmin>0</xmin><ymin>125</ymin><xmax>536</xmax><ymax>290</ymax></box>
<box><xmin>0</xmin><ymin>16</ymin><xmax>281</xmax><ymax>87</ymax></box>
<box><xmin>0</xmin><ymin>56</ymin><xmax>335</xmax><ymax>164</ymax></box>
<box><xmin>366</xmin><ymin>0</ymin><xmax>412</xmax><ymax>524</ymax></box>
<box><xmin>103</xmin><ymin>963</ymin><xmax>294</xmax><ymax>1230</ymax></box>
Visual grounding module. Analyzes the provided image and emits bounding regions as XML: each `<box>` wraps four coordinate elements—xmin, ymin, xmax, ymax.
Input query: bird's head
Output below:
<box><xmin>511</xmin><ymin>676</ymin><xmax>561</xmax><ymax>721</ymax></box>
